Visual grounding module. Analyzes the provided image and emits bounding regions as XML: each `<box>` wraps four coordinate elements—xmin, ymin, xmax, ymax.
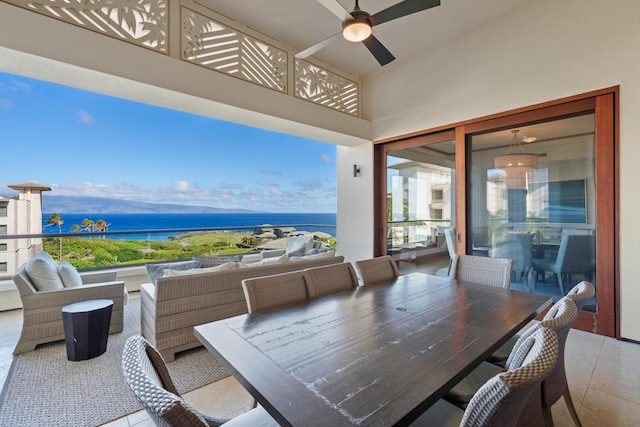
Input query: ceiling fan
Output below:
<box><xmin>296</xmin><ymin>0</ymin><xmax>441</xmax><ymax>67</ymax></box>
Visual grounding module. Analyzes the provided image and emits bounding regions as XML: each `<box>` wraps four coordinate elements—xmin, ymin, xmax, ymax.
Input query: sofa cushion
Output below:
<box><xmin>192</xmin><ymin>254</ymin><xmax>243</xmax><ymax>268</ymax></box>
<box><xmin>146</xmin><ymin>260</ymin><xmax>202</xmax><ymax>285</ymax></box>
<box><xmin>58</xmin><ymin>260</ymin><xmax>83</xmax><ymax>288</ymax></box>
<box><xmin>163</xmin><ymin>261</ymin><xmax>239</xmax><ymax>277</ymax></box>
<box><xmin>290</xmin><ymin>251</ymin><xmax>336</xmax><ymax>262</ymax></box>
<box><xmin>240</xmin><ymin>253</ymin><xmax>263</xmax><ymax>264</ymax></box>
<box><xmin>25</xmin><ymin>252</ymin><xmax>64</xmax><ymax>291</ymax></box>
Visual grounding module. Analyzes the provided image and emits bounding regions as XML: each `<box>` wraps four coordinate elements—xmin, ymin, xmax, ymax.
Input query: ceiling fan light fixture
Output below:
<box><xmin>342</xmin><ymin>11</ymin><xmax>372</xmax><ymax>42</ymax></box>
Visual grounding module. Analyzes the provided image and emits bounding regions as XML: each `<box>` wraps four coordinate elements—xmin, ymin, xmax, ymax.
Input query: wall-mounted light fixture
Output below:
<box><xmin>353</xmin><ymin>164</ymin><xmax>361</xmax><ymax>177</ymax></box>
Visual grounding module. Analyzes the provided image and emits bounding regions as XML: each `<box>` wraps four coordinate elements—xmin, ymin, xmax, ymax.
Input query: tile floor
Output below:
<box><xmin>1</xmin><ymin>293</ymin><xmax>639</xmax><ymax>426</ymax></box>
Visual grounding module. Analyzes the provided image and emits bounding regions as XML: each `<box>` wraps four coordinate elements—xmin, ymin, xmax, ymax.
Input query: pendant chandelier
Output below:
<box><xmin>494</xmin><ymin>130</ymin><xmax>538</xmax><ymax>189</ymax></box>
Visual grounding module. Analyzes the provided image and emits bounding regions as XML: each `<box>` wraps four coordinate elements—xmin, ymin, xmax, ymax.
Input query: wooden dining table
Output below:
<box><xmin>194</xmin><ymin>272</ymin><xmax>552</xmax><ymax>427</ymax></box>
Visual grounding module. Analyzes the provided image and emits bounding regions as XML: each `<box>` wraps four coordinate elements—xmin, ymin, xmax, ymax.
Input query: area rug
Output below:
<box><xmin>0</xmin><ymin>297</ymin><xmax>230</xmax><ymax>426</ymax></box>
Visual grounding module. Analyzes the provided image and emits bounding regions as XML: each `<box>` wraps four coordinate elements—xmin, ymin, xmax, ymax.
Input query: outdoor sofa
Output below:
<box><xmin>140</xmin><ymin>252</ymin><xmax>344</xmax><ymax>361</ymax></box>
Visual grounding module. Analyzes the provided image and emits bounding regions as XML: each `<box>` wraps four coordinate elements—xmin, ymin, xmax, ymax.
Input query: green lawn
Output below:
<box><xmin>43</xmin><ymin>231</ymin><xmax>255</xmax><ymax>268</ymax></box>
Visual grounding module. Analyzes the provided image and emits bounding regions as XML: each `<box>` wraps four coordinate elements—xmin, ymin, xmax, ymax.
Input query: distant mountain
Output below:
<box><xmin>42</xmin><ymin>196</ymin><xmax>259</xmax><ymax>214</ymax></box>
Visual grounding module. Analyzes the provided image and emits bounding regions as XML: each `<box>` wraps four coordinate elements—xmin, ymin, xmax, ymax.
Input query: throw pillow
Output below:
<box><xmin>163</xmin><ymin>261</ymin><xmax>238</xmax><ymax>277</ymax></box>
<box><xmin>25</xmin><ymin>252</ymin><xmax>64</xmax><ymax>291</ymax></box>
<box><xmin>145</xmin><ymin>260</ymin><xmax>202</xmax><ymax>285</ymax></box>
<box><xmin>58</xmin><ymin>260</ymin><xmax>83</xmax><ymax>288</ymax></box>
<box><xmin>287</xmin><ymin>247</ymin><xmax>306</xmax><ymax>257</ymax></box>
<box><xmin>286</xmin><ymin>236</ymin><xmax>314</xmax><ymax>257</ymax></box>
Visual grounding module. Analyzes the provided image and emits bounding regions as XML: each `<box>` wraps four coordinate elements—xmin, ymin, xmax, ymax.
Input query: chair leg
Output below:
<box><xmin>556</xmin><ymin>273</ymin><xmax>566</xmax><ymax>296</ymax></box>
<box><xmin>564</xmin><ymin>388</ymin><xmax>583</xmax><ymax>427</ymax></box>
<box><xmin>542</xmin><ymin>407</ymin><xmax>555</xmax><ymax>427</ymax></box>
<box><xmin>527</xmin><ymin>268</ymin><xmax>534</xmax><ymax>293</ymax></box>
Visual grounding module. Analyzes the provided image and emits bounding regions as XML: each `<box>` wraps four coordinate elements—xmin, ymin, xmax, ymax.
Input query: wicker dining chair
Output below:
<box><xmin>487</xmin><ymin>280</ymin><xmax>595</xmax><ymax>368</ymax></box>
<box><xmin>355</xmin><ymin>255</ymin><xmax>399</xmax><ymax>285</ymax></box>
<box><xmin>566</xmin><ymin>280</ymin><xmax>596</xmax><ymax>312</ymax></box>
<box><xmin>542</xmin><ymin>280</ymin><xmax>595</xmax><ymax>427</ymax></box>
<box><xmin>241</xmin><ymin>270</ymin><xmax>310</xmax><ymax>313</ymax></box>
<box><xmin>449</xmin><ymin>254</ymin><xmax>513</xmax><ymax>289</ymax></box>
<box><xmin>122</xmin><ymin>335</ymin><xmax>278</xmax><ymax>427</ymax></box>
<box><xmin>304</xmin><ymin>262</ymin><xmax>359</xmax><ymax>298</ymax></box>
<box><xmin>443</xmin><ymin>297</ymin><xmax>577</xmax><ymax>426</ymax></box>
<box><xmin>409</xmin><ymin>327</ymin><xmax>559</xmax><ymax>426</ymax></box>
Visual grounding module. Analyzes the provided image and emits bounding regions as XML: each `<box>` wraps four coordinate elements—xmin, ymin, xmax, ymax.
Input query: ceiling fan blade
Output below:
<box><xmin>295</xmin><ymin>32</ymin><xmax>343</xmax><ymax>59</ymax></box>
<box><xmin>362</xmin><ymin>35</ymin><xmax>395</xmax><ymax>66</ymax></box>
<box><xmin>316</xmin><ymin>0</ymin><xmax>353</xmax><ymax>21</ymax></box>
<box><xmin>371</xmin><ymin>0</ymin><xmax>441</xmax><ymax>27</ymax></box>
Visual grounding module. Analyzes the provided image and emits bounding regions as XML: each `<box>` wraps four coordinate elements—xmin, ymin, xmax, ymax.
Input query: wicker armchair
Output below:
<box><xmin>122</xmin><ymin>335</ymin><xmax>278</xmax><ymax>427</ymax></box>
<box><xmin>12</xmin><ymin>256</ymin><xmax>126</xmax><ymax>355</ymax></box>
<box><xmin>409</xmin><ymin>327</ymin><xmax>559</xmax><ymax>426</ymax></box>
<box><xmin>355</xmin><ymin>255</ymin><xmax>399</xmax><ymax>285</ymax></box>
<box><xmin>241</xmin><ymin>270</ymin><xmax>310</xmax><ymax>313</ymax></box>
<box><xmin>449</xmin><ymin>254</ymin><xmax>513</xmax><ymax>289</ymax></box>
<box><xmin>304</xmin><ymin>262</ymin><xmax>359</xmax><ymax>298</ymax></box>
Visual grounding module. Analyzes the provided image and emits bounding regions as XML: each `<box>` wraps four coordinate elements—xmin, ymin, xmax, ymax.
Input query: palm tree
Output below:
<box><xmin>81</xmin><ymin>218</ymin><xmax>95</xmax><ymax>237</ymax></box>
<box><xmin>45</xmin><ymin>213</ymin><xmax>64</xmax><ymax>260</ymax></box>
<box><xmin>71</xmin><ymin>224</ymin><xmax>81</xmax><ymax>232</ymax></box>
<box><xmin>95</xmin><ymin>219</ymin><xmax>108</xmax><ymax>238</ymax></box>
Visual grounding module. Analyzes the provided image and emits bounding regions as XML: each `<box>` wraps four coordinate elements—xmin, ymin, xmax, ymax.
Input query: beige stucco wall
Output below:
<box><xmin>336</xmin><ymin>143</ymin><xmax>374</xmax><ymax>263</ymax></box>
<box><xmin>353</xmin><ymin>0</ymin><xmax>640</xmax><ymax>340</ymax></box>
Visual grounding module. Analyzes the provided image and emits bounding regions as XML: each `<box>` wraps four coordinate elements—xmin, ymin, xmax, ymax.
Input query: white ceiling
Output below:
<box><xmin>195</xmin><ymin>0</ymin><xmax>531</xmax><ymax>78</ymax></box>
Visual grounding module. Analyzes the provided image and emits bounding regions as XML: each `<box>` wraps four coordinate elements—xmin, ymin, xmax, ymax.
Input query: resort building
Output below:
<box><xmin>0</xmin><ymin>182</ymin><xmax>50</xmax><ymax>276</ymax></box>
<box><xmin>1</xmin><ymin>1</ymin><xmax>640</xmax><ymax>425</ymax></box>
<box><xmin>0</xmin><ymin>182</ymin><xmax>50</xmax><ymax>311</ymax></box>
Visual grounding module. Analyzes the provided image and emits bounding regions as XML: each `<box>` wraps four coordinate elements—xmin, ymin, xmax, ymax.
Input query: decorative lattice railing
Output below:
<box><xmin>295</xmin><ymin>59</ymin><xmax>359</xmax><ymax>116</ymax></box>
<box><xmin>13</xmin><ymin>0</ymin><xmax>168</xmax><ymax>52</ymax></box>
<box><xmin>181</xmin><ymin>7</ymin><xmax>287</xmax><ymax>93</ymax></box>
<box><xmin>3</xmin><ymin>0</ymin><xmax>360</xmax><ymax>116</ymax></box>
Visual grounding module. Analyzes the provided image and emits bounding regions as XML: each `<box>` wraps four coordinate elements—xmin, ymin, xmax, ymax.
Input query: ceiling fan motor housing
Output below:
<box><xmin>343</xmin><ymin>10</ymin><xmax>373</xmax><ymax>35</ymax></box>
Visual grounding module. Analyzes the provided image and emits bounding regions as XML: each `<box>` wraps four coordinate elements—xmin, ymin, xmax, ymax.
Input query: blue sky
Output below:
<box><xmin>0</xmin><ymin>71</ymin><xmax>336</xmax><ymax>213</ymax></box>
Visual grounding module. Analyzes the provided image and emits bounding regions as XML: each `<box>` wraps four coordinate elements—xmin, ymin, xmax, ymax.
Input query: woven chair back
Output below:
<box><xmin>122</xmin><ymin>335</ymin><xmax>224</xmax><ymax>427</ymax></box>
<box><xmin>566</xmin><ymin>280</ymin><xmax>596</xmax><ymax>312</ymax></box>
<box><xmin>461</xmin><ymin>327</ymin><xmax>559</xmax><ymax>427</ymax></box>
<box><xmin>241</xmin><ymin>270</ymin><xmax>309</xmax><ymax>313</ymax></box>
<box><xmin>449</xmin><ymin>254</ymin><xmax>513</xmax><ymax>289</ymax></box>
<box><xmin>355</xmin><ymin>255</ymin><xmax>399</xmax><ymax>285</ymax></box>
<box><xmin>304</xmin><ymin>263</ymin><xmax>359</xmax><ymax>298</ymax></box>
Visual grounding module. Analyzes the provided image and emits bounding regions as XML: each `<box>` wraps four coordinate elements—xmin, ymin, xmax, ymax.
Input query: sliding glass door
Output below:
<box><xmin>468</xmin><ymin>114</ymin><xmax>596</xmax><ymax>307</ymax></box>
<box><xmin>385</xmin><ymin>135</ymin><xmax>456</xmax><ymax>274</ymax></box>
<box><xmin>374</xmin><ymin>89</ymin><xmax>617</xmax><ymax>337</ymax></box>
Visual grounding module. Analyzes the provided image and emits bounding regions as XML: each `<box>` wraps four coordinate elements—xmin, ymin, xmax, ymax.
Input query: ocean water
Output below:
<box><xmin>41</xmin><ymin>212</ymin><xmax>336</xmax><ymax>240</ymax></box>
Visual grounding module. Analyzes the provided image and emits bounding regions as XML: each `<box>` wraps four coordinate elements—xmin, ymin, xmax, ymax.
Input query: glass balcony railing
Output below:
<box><xmin>0</xmin><ymin>223</ymin><xmax>336</xmax><ymax>279</ymax></box>
<box><xmin>387</xmin><ymin>219</ymin><xmax>451</xmax><ymax>247</ymax></box>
